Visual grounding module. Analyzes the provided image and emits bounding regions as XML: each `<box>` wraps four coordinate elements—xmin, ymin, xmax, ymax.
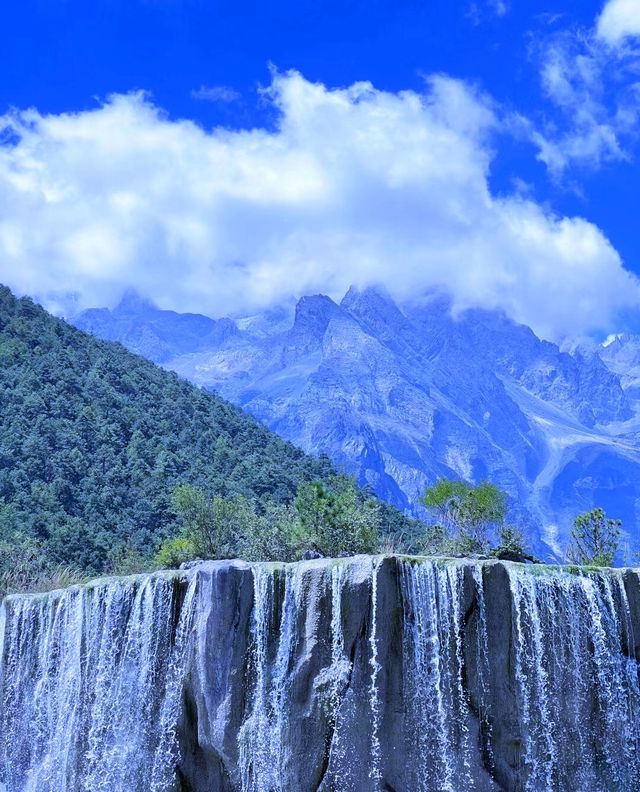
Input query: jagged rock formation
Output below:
<box><xmin>1</xmin><ymin>556</ymin><xmax>639</xmax><ymax>791</ymax></box>
<box><xmin>74</xmin><ymin>288</ymin><xmax>640</xmax><ymax>558</ymax></box>
<box><xmin>599</xmin><ymin>333</ymin><xmax>640</xmax><ymax>398</ymax></box>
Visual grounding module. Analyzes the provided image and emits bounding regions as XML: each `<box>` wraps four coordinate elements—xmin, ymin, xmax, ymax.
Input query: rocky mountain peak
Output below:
<box><xmin>341</xmin><ymin>283</ymin><xmax>396</xmax><ymax>314</ymax></box>
<box><xmin>601</xmin><ymin>333</ymin><xmax>640</xmax><ymax>366</ymax></box>
<box><xmin>340</xmin><ymin>284</ymin><xmax>415</xmax><ymax>350</ymax></box>
<box><xmin>114</xmin><ymin>289</ymin><xmax>156</xmax><ymax>315</ymax></box>
<box><xmin>292</xmin><ymin>294</ymin><xmax>343</xmax><ymax>336</ymax></box>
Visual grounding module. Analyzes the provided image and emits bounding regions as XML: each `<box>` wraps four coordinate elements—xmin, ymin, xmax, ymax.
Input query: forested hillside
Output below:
<box><xmin>0</xmin><ymin>286</ymin><xmax>341</xmax><ymax>574</ymax></box>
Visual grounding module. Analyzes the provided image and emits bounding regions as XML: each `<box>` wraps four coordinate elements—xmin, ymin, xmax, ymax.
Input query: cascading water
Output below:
<box><xmin>328</xmin><ymin>562</ymin><xmax>351</xmax><ymax>723</ymax></box>
<box><xmin>399</xmin><ymin>560</ymin><xmax>487</xmax><ymax>792</ymax></box>
<box><xmin>0</xmin><ymin>572</ymin><xmax>198</xmax><ymax>792</ymax></box>
<box><xmin>507</xmin><ymin>566</ymin><xmax>640</xmax><ymax>792</ymax></box>
<box><xmin>315</xmin><ymin>558</ymin><xmax>363</xmax><ymax>792</ymax></box>
<box><xmin>238</xmin><ymin>557</ymin><xmax>373</xmax><ymax>792</ymax></box>
<box><xmin>1</xmin><ymin>556</ymin><xmax>639</xmax><ymax>791</ymax></box>
<box><xmin>238</xmin><ymin>565</ymin><xmax>303</xmax><ymax>792</ymax></box>
<box><xmin>367</xmin><ymin>559</ymin><xmax>382</xmax><ymax>788</ymax></box>
<box><xmin>470</xmin><ymin>565</ymin><xmax>493</xmax><ymax>775</ymax></box>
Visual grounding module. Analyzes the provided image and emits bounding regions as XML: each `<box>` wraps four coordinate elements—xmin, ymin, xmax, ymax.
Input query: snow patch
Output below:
<box><xmin>603</xmin><ymin>333</ymin><xmax>623</xmax><ymax>348</ymax></box>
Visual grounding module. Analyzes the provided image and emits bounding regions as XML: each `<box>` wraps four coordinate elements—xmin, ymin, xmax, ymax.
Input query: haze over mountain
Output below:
<box><xmin>75</xmin><ymin>285</ymin><xmax>640</xmax><ymax>559</ymax></box>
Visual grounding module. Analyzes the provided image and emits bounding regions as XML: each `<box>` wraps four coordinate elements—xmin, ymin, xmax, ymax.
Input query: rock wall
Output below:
<box><xmin>1</xmin><ymin>556</ymin><xmax>639</xmax><ymax>791</ymax></box>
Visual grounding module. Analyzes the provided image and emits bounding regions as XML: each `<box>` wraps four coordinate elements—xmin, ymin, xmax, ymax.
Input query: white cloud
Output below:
<box><xmin>597</xmin><ymin>0</ymin><xmax>640</xmax><ymax>45</ymax></box>
<box><xmin>0</xmin><ymin>71</ymin><xmax>638</xmax><ymax>340</ymax></box>
<box><xmin>532</xmin><ymin>37</ymin><xmax>626</xmax><ymax>173</ymax></box>
<box><xmin>191</xmin><ymin>85</ymin><xmax>240</xmax><ymax>103</ymax></box>
<box><xmin>466</xmin><ymin>0</ymin><xmax>509</xmax><ymax>25</ymax></box>
<box><xmin>488</xmin><ymin>0</ymin><xmax>509</xmax><ymax>16</ymax></box>
<box><xmin>530</xmin><ymin>7</ymin><xmax>640</xmax><ymax>174</ymax></box>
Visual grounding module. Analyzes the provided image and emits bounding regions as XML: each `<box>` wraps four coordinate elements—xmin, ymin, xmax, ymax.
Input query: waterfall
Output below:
<box><xmin>238</xmin><ymin>564</ymin><xmax>302</xmax><ymax>792</ymax></box>
<box><xmin>328</xmin><ymin>562</ymin><xmax>350</xmax><ymax>722</ymax></box>
<box><xmin>507</xmin><ymin>566</ymin><xmax>640</xmax><ymax>791</ymax></box>
<box><xmin>470</xmin><ymin>564</ymin><xmax>493</xmax><ymax>772</ymax></box>
<box><xmin>326</xmin><ymin>562</ymin><xmax>352</xmax><ymax>764</ymax></box>
<box><xmin>368</xmin><ymin>559</ymin><xmax>382</xmax><ymax>787</ymax></box>
<box><xmin>1</xmin><ymin>556</ymin><xmax>640</xmax><ymax>791</ymax></box>
<box><xmin>400</xmin><ymin>560</ymin><xmax>484</xmax><ymax>792</ymax></box>
<box><xmin>238</xmin><ymin>558</ymin><xmax>372</xmax><ymax>792</ymax></box>
<box><xmin>0</xmin><ymin>572</ymin><xmax>197</xmax><ymax>792</ymax></box>
<box><xmin>318</xmin><ymin>559</ymin><xmax>360</xmax><ymax>792</ymax></box>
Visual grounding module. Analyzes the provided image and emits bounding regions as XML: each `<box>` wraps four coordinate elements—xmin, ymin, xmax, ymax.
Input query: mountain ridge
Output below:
<box><xmin>74</xmin><ymin>285</ymin><xmax>640</xmax><ymax>558</ymax></box>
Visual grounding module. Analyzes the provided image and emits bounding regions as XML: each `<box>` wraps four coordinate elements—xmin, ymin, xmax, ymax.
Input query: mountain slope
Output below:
<box><xmin>0</xmin><ymin>286</ymin><xmax>342</xmax><ymax>572</ymax></box>
<box><xmin>74</xmin><ymin>286</ymin><xmax>640</xmax><ymax>559</ymax></box>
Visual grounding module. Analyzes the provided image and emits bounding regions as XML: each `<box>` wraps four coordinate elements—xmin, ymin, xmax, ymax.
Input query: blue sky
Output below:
<box><xmin>1</xmin><ymin>0</ymin><xmax>640</xmax><ymax>339</ymax></box>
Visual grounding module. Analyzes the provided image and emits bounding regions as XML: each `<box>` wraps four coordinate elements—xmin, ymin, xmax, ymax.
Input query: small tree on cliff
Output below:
<box><xmin>493</xmin><ymin>524</ymin><xmax>532</xmax><ymax>562</ymax></box>
<box><xmin>420</xmin><ymin>479</ymin><xmax>506</xmax><ymax>553</ymax></box>
<box><xmin>294</xmin><ymin>476</ymin><xmax>380</xmax><ymax>557</ymax></box>
<box><xmin>568</xmin><ymin>507</ymin><xmax>621</xmax><ymax>567</ymax></box>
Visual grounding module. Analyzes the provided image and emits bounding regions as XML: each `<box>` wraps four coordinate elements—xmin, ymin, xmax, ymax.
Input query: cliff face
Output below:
<box><xmin>1</xmin><ymin>556</ymin><xmax>639</xmax><ymax>792</ymax></box>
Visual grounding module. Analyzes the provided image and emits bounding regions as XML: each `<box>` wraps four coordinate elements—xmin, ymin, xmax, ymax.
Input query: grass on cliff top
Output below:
<box><xmin>4</xmin><ymin>553</ymin><xmax>634</xmax><ymax>602</ymax></box>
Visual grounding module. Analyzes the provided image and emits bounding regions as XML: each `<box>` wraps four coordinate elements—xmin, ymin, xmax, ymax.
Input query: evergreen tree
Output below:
<box><xmin>568</xmin><ymin>507</ymin><xmax>621</xmax><ymax>567</ymax></box>
<box><xmin>0</xmin><ymin>286</ymin><xmax>341</xmax><ymax>573</ymax></box>
<box><xmin>420</xmin><ymin>479</ymin><xmax>507</xmax><ymax>553</ymax></box>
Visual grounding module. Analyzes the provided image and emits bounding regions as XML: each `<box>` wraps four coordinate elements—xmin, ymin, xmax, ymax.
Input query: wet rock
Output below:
<box><xmin>302</xmin><ymin>547</ymin><xmax>324</xmax><ymax>560</ymax></box>
<box><xmin>179</xmin><ymin>559</ymin><xmax>205</xmax><ymax>570</ymax></box>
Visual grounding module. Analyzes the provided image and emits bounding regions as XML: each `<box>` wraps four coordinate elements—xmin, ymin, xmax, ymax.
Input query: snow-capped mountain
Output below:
<box><xmin>74</xmin><ymin>286</ymin><xmax>640</xmax><ymax>559</ymax></box>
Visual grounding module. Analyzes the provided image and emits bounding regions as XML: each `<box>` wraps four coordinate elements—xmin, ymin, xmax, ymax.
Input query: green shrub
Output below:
<box><xmin>494</xmin><ymin>524</ymin><xmax>527</xmax><ymax>554</ymax></box>
<box><xmin>154</xmin><ymin>476</ymin><xmax>383</xmax><ymax>568</ymax></box>
<box><xmin>0</xmin><ymin>531</ymin><xmax>86</xmax><ymax>598</ymax></box>
<box><xmin>105</xmin><ymin>543</ymin><xmax>157</xmax><ymax>576</ymax></box>
<box><xmin>170</xmin><ymin>485</ymin><xmax>257</xmax><ymax>560</ymax></box>
<box><xmin>294</xmin><ymin>476</ymin><xmax>380</xmax><ymax>557</ymax></box>
<box><xmin>240</xmin><ymin>503</ymin><xmax>306</xmax><ymax>562</ymax></box>
<box><xmin>155</xmin><ymin>536</ymin><xmax>198</xmax><ymax>569</ymax></box>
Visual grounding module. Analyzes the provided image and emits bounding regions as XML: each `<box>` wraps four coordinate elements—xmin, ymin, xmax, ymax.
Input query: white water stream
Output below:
<box><xmin>0</xmin><ymin>572</ymin><xmax>198</xmax><ymax>792</ymax></box>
